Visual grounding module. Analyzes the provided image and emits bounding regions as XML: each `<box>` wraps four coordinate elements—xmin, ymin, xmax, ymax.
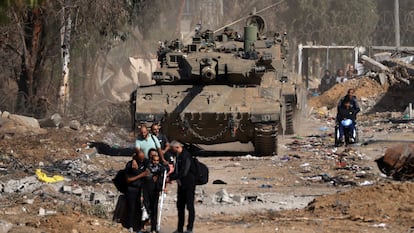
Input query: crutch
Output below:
<box><xmin>157</xmin><ymin>170</ymin><xmax>168</xmax><ymax>232</ymax></box>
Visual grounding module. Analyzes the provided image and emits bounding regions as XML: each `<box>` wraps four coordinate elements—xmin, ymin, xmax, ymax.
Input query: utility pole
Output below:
<box><xmin>395</xmin><ymin>0</ymin><xmax>400</xmax><ymax>48</ymax></box>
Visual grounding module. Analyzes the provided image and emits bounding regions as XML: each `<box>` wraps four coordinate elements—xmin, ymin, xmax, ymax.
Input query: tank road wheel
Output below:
<box><xmin>254</xmin><ymin>124</ymin><xmax>278</xmax><ymax>156</ymax></box>
<box><xmin>285</xmin><ymin>102</ymin><xmax>295</xmax><ymax>135</ymax></box>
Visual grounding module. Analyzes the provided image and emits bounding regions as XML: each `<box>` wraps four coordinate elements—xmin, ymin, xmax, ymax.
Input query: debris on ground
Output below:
<box><xmin>38</xmin><ymin>113</ymin><xmax>63</xmax><ymax>128</ymax></box>
<box><xmin>0</xmin><ymin>113</ymin><xmax>46</xmax><ymax>138</ymax></box>
<box><xmin>363</xmin><ymin>52</ymin><xmax>414</xmax><ymax>85</ymax></box>
<box><xmin>305</xmin><ymin>182</ymin><xmax>414</xmax><ymax>224</ymax></box>
<box><xmin>376</xmin><ymin>144</ymin><xmax>414</xmax><ymax>180</ymax></box>
<box><xmin>0</xmin><ymin>101</ymin><xmax>414</xmax><ymax>232</ymax></box>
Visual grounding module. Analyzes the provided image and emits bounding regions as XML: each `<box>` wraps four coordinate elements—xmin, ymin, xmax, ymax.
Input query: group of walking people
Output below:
<box><xmin>124</xmin><ymin>124</ymin><xmax>196</xmax><ymax>233</ymax></box>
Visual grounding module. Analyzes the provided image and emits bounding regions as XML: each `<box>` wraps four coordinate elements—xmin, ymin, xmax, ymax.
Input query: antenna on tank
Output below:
<box><xmin>213</xmin><ymin>0</ymin><xmax>284</xmax><ymax>33</ymax></box>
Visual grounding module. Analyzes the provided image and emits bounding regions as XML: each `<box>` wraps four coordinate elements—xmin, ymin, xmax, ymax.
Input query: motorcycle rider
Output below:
<box><xmin>338</xmin><ymin>88</ymin><xmax>360</xmax><ymax>115</ymax></box>
<box><xmin>337</xmin><ymin>98</ymin><xmax>357</xmax><ymax>143</ymax></box>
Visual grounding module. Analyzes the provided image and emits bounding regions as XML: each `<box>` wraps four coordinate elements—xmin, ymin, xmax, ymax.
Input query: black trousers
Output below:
<box><xmin>149</xmin><ymin>189</ymin><xmax>160</xmax><ymax>231</ymax></box>
<box><xmin>176</xmin><ymin>185</ymin><xmax>196</xmax><ymax>232</ymax></box>
<box><xmin>143</xmin><ymin>181</ymin><xmax>161</xmax><ymax>231</ymax></box>
<box><xmin>126</xmin><ymin>186</ymin><xmax>143</xmax><ymax>230</ymax></box>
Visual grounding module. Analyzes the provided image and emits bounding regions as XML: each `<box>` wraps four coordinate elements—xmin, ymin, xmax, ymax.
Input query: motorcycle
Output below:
<box><xmin>334</xmin><ymin>119</ymin><xmax>358</xmax><ymax>146</ymax></box>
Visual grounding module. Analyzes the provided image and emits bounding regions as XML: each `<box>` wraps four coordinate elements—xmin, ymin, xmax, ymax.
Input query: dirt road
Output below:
<box><xmin>0</xmin><ymin>111</ymin><xmax>413</xmax><ymax>233</ymax></box>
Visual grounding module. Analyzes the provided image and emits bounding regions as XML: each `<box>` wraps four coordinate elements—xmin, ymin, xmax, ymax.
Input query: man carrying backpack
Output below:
<box><xmin>125</xmin><ymin>150</ymin><xmax>149</xmax><ymax>233</ymax></box>
<box><xmin>169</xmin><ymin>141</ymin><xmax>196</xmax><ymax>233</ymax></box>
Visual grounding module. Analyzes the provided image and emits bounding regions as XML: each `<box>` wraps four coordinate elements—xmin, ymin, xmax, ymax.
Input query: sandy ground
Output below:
<box><xmin>0</xmin><ymin>108</ymin><xmax>414</xmax><ymax>233</ymax></box>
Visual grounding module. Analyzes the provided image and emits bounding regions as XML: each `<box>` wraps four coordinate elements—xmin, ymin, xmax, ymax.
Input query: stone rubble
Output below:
<box><xmin>0</xmin><ymin>219</ymin><xmax>12</xmax><ymax>233</ymax></box>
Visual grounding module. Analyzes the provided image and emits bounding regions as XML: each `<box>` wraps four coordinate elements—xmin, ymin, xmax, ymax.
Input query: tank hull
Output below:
<box><xmin>135</xmin><ymin>84</ymin><xmax>281</xmax><ymax>145</ymax></box>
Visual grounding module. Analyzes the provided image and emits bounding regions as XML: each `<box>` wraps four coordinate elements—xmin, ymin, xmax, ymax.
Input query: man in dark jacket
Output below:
<box><xmin>320</xmin><ymin>69</ymin><xmax>334</xmax><ymax>93</ymax></box>
<box><xmin>337</xmin><ymin>99</ymin><xmax>357</xmax><ymax>143</ymax></box>
<box><xmin>125</xmin><ymin>150</ymin><xmax>149</xmax><ymax>233</ymax></box>
<box><xmin>338</xmin><ymin>88</ymin><xmax>360</xmax><ymax>114</ymax></box>
<box><xmin>144</xmin><ymin>149</ymin><xmax>169</xmax><ymax>233</ymax></box>
<box><xmin>170</xmin><ymin>141</ymin><xmax>196</xmax><ymax>233</ymax></box>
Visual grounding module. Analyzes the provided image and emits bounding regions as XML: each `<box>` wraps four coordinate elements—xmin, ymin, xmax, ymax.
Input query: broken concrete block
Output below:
<box><xmin>0</xmin><ymin>114</ymin><xmax>45</xmax><ymax>137</ymax></box>
<box><xmin>24</xmin><ymin>199</ymin><xmax>34</xmax><ymax>205</ymax></box>
<box><xmin>38</xmin><ymin>208</ymin><xmax>46</xmax><ymax>217</ymax></box>
<box><xmin>8</xmin><ymin>114</ymin><xmax>40</xmax><ymax>129</ymax></box>
<box><xmin>232</xmin><ymin>195</ymin><xmax>244</xmax><ymax>204</ymax></box>
<box><xmin>373</xmin><ymin>52</ymin><xmax>392</xmax><ymax>62</ymax></box>
<box><xmin>0</xmin><ymin>219</ymin><xmax>13</xmax><ymax>233</ymax></box>
<box><xmin>361</xmin><ymin>55</ymin><xmax>390</xmax><ymax>73</ymax></box>
<box><xmin>69</xmin><ymin>120</ymin><xmax>81</xmax><ymax>130</ymax></box>
<box><xmin>39</xmin><ymin>113</ymin><xmax>63</xmax><ymax>128</ymax></box>
<box><xmin>1</xmin><ymin>176</ymin><xmax>41</xmax><ymax>194</ymax></box>
<box><xmin>45</xmin><ymin>210</ymin><xmax>57</xmax><ymax>215</ymax></box>
<box><xmin>72</xmin><ymin>187</ymin><xmax>83</xmax><ymax>195</ymax></box>
<box><xmin>378</xmin><ymin>73</ymin><xmax>388</xmax><ymax>86</ymax></box>
<box><xmin>90</xmin><ymin>192</ymin><xmax>106</xmax><ymax>204</ymax></box>
<box><xmin>215</xmin><ymin>189</ymin><xmax>233</xmax><ymax>204</ymax></box>
<box><xmin>1</xmin><ymin>111</ymin><xmax>10</xmax><ymax>119</ymax></box>
<box><xmin>62</xmin><ymin>185</ymin><xmax>72</xmax><ymax>193</ymax></box>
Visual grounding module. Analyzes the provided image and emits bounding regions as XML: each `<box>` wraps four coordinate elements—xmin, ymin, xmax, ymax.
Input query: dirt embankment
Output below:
<box><xmin>309</xmin><ymin>77</ymin><xmax>388</xmax><ymax>110</ymax></box>
<box><xmin>306</xmin><ymin>182</ymin><xmax>414</xmax><ymax>223</ymax></box>
<box><xmin>208</xmin><ymin>182</ymin><xmax>414</xmax><ymax>233</ymax></box>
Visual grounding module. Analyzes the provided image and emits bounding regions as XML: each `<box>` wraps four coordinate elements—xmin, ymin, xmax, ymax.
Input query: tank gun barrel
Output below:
<box><xmin>213</xmin><ymin>0</ymin><xmax>285</xmax><ymax>34</ymax></box>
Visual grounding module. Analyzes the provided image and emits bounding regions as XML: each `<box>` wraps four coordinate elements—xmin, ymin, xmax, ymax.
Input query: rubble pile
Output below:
<box><xmin>363</xmin><ymin>52</ymin><xmax>414</xmax><ymax>86</ymax></box>
<box><xmin>0</xmin><ymin>112</ymin><xmax>47</xmax><ymax>139</ymax></box>
<box><xmin>310</xmin><ymin>52</ymin><xmax>414</xmax><ymax>115</ymax></box>
<box><xmin>309</xmin><ymin>77</ymin><xmax>387</xmax><ymax>110</ymax></box>
<box><xmin>376</xmin><ymin>144</ymin><xmax>414</xmax><ymax>180</ymax></box>
<box><xmin>0</xmin><ymin>116</ymin><xmax>136</xmax><ymax>232</ymax></box>
<box><xmin>0</xmin><ymin>150</ymin><xmax>120</xmax><ymax>209</ymax></box>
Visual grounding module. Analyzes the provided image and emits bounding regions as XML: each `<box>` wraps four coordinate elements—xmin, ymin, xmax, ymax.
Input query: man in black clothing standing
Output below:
<box><xmin>145</xmin><ymin>150</ymin><xmax>169</xmax><ymax>233</ymax></box>
<box><xmin>125</xmin><ymin>150</ymin><xmax>149</xmax><ymax>233</ymax></box>
<box><xmin>169</xmin><ymin>141</ymin><xmax>196</xmax><ymax>233</ymax></box>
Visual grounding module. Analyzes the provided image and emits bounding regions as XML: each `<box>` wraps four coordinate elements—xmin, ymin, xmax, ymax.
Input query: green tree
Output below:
<box><xmin>283</xmin><ymin>0</ymin><xmax>379</xmax><ymax>45</ymax></box>
<box><xmin>0</xmin><ymin>0</ymin><xmax>52</xmax><ymax>115</ymax></box>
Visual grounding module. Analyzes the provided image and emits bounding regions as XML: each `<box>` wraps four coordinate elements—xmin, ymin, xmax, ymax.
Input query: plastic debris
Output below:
<box><xmin>359</xmin><ymin>180</ymin><xmax>374</xmax><ymax>186</ymax></box>
<box><xmin>35</xmin><ymin>169</ymin><xmax>64</xmax><ymax>183</ymax></box>
<box><xmin>371</xmin><ymin>223</ymin><xmax>387</xmax><ymax>228</ymax></box>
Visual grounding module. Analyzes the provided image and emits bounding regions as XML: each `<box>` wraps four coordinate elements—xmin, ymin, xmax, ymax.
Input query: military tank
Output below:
<box><xmin>131</xmin><ymin>14</ymin><xmax>305</xmax><ymax>156</ymax></box>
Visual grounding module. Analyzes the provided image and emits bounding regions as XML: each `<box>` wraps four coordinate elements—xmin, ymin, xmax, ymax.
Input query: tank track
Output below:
<box><xmin>285</xmin><ymin>102</ymin><xmax>294</xmax><ymax>135</ymax></box>
<box><xmin>254</xmin><ymin>123</ymin><xmax>278</xmax><ymax>156</ymax></box>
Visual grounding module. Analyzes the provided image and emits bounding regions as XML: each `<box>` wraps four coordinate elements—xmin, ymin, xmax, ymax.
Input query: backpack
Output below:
<box><xmin>113</xmin><ymin>169</ymin><xmax>128</xmax><ymax>193</ymax></box>
<box><xmin>193</xmin><ymin>157</ymin><xmax>209</xmax><ymax>185</ymax></box>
